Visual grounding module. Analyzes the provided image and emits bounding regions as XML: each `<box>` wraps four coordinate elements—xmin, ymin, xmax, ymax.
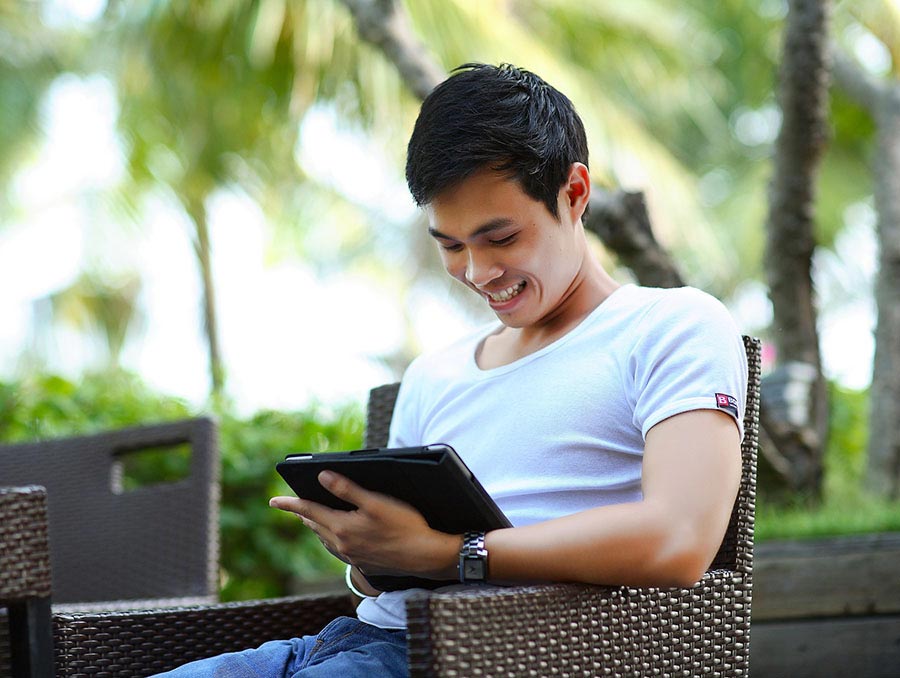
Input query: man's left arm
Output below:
<box><xmin>484</xmin><ymin>408</ymin><xmax>741</xmax><ymax>587</ymax></box>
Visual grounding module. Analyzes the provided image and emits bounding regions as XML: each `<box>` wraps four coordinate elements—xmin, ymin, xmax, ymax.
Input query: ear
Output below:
<box><xmin>562</xmin><ymin>162</ymin><xmax>591</xmax><ymax>224</ymax></box>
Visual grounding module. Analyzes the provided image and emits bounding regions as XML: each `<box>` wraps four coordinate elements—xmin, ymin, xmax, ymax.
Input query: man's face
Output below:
<box><xmin>425</xmin><ymin>167</ymin><xmax>588</xmax><ymax>329</ymax></box>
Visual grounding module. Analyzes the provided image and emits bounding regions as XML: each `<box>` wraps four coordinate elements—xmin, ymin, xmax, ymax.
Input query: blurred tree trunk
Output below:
<box><xmin>762</xmin><ymin>0</ymin><xmax>832</xmax><ymax>499</ymax></box>
<box><xmin>184</xmin><ymin>194</ymin><xmax>225</xmax><ymax>396</ymax></box>
<box><xmin>833</xmin><ymin>52</ymin><xmax>900</xmax><ymax>499</ymax></box>
<box><xmin>337</xmin><ymin>0</ymin><xmax>445</xmax><ymax>101</ymax></box>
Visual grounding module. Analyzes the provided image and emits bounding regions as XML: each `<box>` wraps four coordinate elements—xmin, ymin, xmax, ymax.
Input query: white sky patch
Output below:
<box><xmin>0</xmin><ymin>212</ymin><xmax>85</xmax><ymax>373</ymax></box>
<box><xmin>207</xmin><ymin>190</ymin><xmax>408</xmax><ymax>410</ymax></box>
<box><xmin>845</xmin><ymin>23</ymin><xmax>893</xmax><ymax>77</ymax></box>
<box><xmin>41</xmin><ymin>0</ymin><xmax>107</xmax><ymax>27</ymax></box>
<box><xmin>218</xmin><ymin>263</ymin><xmax>403</xmax><ymax>412</ymax></box>
<box><xmin>296</xmin><ymin>106</ymin><xmax>417</xmax><ymax>224</ymax></box>
<box><xmin>756</xmin><ymin>0</ymin><xmax>788</xmax><ymax>20</ymax></box>
<box><xmin>407</xmin><ymin>281</ymin><xmax>487</xmax><ymax>354</ymax></box>
<box><xmin>819</xmin><ymin>303</ymin><xmax>875</xmax><ymax>390</ymax></box>
<box><xmin>0</xmin><ymin>208</ymin><xmax>84</xmax><ymax>303</ymax></box>
<box><xmin>14</xmin><ymin>74</ymin><xmax>122</xmax><ymax>205</ymax></box>
<box><xmin>119</xmin><ymin>195</ymin><xmax>209</xmax><ymax>404</ymax></box>
<box><xmin>731</xmin><ymin>105</ymin><xmax>782</xmax><ymax>148</ymax></box>
<box><xmin>729</xmin><ymin>280</ymin><xmax>773</xmax><ymax>336</ymax></box>
<box><xmin>698</xmin><ymin>168</ymin><xmax>733</xmax><ymax>207</ymax></box>
<box><xmin>813</xmin><ymin>204</ymin><xmax>878</xmax><ymax>390</ymax></box>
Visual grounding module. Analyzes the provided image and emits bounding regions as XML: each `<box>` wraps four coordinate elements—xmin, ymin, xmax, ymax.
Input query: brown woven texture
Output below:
<box><xmin>52</xmin><ymin>594</ymin><xmax>355</xmax><ymax>676</ymax></box>
<box><xmin>404</xmin><ymin>336</ymin><xmax>760</xmax><ymax>677</ymax></box>
<box><xmin>0</xmin><ymin>486</ymin><xmax>53</xmax><ymax>673</ymax></box>
<box><xmin>364</xmin><ymin>382</ymin><xmax>402</xmax><ymax>448</ymax></box>
<box><xmin>0</xmin><ymin>418</ymin><xmax>220</xmax><ymax>605</ymax></box>
<box><xmin>0</xmin><ymin>486</ymin><xmax>51</xmax><ymax>601</ymax></box>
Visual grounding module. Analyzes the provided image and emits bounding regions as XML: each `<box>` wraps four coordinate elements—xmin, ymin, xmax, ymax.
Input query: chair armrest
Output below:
<box><xmin>406</xmin><ymin>572</ymin><xmax>752</xmax><ymax>677</ymax></box>
<box><xmin>52</xmin><ymin>593</ymin><xmax>356</xmax><ymax>676</ymax></box>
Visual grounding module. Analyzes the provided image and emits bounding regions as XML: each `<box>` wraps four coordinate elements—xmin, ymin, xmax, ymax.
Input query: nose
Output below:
<box><xmin>464</xmin><ymin>250</ymin><xmax>502</xmax><ymax>287</ymax></box>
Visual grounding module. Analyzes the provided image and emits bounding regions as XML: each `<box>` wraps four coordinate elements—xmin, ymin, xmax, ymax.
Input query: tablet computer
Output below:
<box><xmin>275</xmin><ymin>443</ymin><xmax>511</xmax><ymax>591</ymax></box>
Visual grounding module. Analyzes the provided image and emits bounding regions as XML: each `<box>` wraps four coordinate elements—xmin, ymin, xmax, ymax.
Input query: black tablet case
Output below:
<box><xmin>275</xmin><ymin>444</ymin><xmax>511</xmax><ymax>591</ymax></box>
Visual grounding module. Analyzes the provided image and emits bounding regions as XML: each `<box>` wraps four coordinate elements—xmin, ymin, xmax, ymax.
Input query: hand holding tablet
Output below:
<box><xmin>275</xmin><ymin>444</ymin><xmax>510</xmax><ymax>590</ymax></box>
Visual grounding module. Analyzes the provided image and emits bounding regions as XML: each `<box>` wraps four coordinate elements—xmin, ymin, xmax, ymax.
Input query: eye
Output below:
<box><xmin>489</xmin><ymin>233</ymin><xmax>517</xmax><ymax>247</ymax></box>
<box><xmin>439</xmin><ymin>242</ymin><xmax>463</xmax><ymax>252</ymax></box>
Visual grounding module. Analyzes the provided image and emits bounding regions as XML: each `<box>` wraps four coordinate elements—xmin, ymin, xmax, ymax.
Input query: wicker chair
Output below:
<box><xmin>6</xmin><ymin>337</ymin><xmax>759</xmax><ymax>677</ymax></box>
<box><xmin>0</xmin><ymin>418</ymin><xmax>220</xmax><ymax>607</ymax></box>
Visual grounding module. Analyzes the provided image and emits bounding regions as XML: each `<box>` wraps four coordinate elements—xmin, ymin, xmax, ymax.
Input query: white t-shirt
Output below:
<box><xmin>356</xmin><ymin>284</ymin><xmax>748</xmax><ymax>628</ymax></box>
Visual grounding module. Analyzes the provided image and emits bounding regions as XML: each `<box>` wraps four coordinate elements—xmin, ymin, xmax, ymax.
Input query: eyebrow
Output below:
<box><xmin>428</xmin><ymin>218</ymin><xmax>516</xmax><ymax>242</ymax></box>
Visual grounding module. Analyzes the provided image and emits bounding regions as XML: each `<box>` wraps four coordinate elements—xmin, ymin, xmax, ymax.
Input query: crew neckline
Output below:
<box><xmin>467</xmin><ymin>283</ymin><xmax>634</xmax><ymax>378</ymax></box>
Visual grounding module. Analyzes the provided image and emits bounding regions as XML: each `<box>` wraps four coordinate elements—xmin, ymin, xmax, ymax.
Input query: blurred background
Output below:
<box><xmin>1</xmin><ymin>0</ymin><xmax>897</xmax><ymax>599</ymax></box>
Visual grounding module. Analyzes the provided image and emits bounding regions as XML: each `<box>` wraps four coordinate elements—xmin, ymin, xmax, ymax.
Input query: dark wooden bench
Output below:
<box><xmin>751</xmin><ymin>532</ymin><xmax>900</xmax><ymax>678</ymax></box>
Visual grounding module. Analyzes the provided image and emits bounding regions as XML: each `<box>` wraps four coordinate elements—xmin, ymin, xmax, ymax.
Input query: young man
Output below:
<box><xmin>158</xmin><ymin>63</ymin><xmax>746</xmax><ymax>677</ymax></box>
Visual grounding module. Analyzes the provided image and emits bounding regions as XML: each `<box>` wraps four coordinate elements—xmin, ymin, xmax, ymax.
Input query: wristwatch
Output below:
<box><xmin>459</xmin><ymin>531</ymin><xmax>489</xmax><ymax>583</ymax></box>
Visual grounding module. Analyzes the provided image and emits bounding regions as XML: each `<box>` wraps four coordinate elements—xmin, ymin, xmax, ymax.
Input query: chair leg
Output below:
<box><xmin>7</xmin><ymin>597</ymin><xmax>54</xmax><ymax>678</ymax></box>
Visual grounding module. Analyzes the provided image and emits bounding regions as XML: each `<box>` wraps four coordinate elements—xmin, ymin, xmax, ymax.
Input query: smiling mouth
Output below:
<box><xmin>486</xmin><ymin>281</ymin><xmax>526</xmax><ymax>303</ymax></box>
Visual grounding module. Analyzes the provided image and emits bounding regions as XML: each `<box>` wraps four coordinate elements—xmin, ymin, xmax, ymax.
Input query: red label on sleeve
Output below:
<box><xmin>715</xmin><ymin>393</ymin><xmax>739</xmax><ymax>417</ymax></box>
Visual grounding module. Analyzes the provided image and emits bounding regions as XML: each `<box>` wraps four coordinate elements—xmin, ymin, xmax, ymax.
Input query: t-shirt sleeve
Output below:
<box><xmin>629</xmin><ymin>289</ymin><xmax>748</xmax><ymax>440</ymax></box>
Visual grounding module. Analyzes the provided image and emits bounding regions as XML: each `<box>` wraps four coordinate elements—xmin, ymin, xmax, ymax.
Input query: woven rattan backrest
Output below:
<box><xmin>364</xmin><ymin>383</ymin><xmax>401</xmax><ymax>448</ymax></box>
<box><xmin>364</xmin><ymin>336</ymin><xmax>761</xmax><ymax>574</ymax></box>
<box><xmin>710</xmin><ymin>335</ymin><xmax>760</xmax><ymax>572</ymax></box>
<box><xmin>0</xmin><ymin>418</ymin><xmax>219</xmax><ymax>605</ymax></box>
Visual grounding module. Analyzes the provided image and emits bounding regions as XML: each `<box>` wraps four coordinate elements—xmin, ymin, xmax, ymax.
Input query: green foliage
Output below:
<box><xmin>0</xmin><ymin>371</ymin><xmax>193</xmax><ymax>441</ymax></box>
<box><xmin>0</xmin><ymin>369</ymin><xmax>364</xmax><ymax>601</ymax></box>
<box><xmin>216</xmin><ymin>405</ymin><xmax>363</xmax><ymax>600</ymax></box>
<box><xmin>115</xmin><ymin>442</ymin><xmax>194</xmax><ymax>492</ymax></box>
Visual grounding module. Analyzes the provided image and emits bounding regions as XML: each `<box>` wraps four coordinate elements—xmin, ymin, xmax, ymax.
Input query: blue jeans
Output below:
<box><xmin>153</xmin><ymin>616</ymin><xmax>408</xmax><ymax>677</ymax></box>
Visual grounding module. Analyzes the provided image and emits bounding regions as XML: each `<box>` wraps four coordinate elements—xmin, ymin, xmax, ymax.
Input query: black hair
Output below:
<box><xmin>405</xmin><ymin>63</ymin><xmax>589</xmax><ymax>219</ymax></box>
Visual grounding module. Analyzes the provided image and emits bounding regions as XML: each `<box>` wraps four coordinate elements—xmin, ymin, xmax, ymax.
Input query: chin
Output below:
<box><xmin>494</xmin><ymin>313</ymin><xmax>529</xmax><ymax>328</ymax></box>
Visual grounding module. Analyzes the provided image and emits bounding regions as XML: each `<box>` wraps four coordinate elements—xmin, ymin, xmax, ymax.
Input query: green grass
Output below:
<box><xmin>756</xmin><ymin>493</ymin><xmax>900</xmax><ymax>542</ymax></box>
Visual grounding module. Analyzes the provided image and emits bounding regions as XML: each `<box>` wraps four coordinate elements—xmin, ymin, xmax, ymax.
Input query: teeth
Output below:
<box><xmin>488</xmin><ymin>282</ymin><xmax>525</xmax><ymax>302</ymax></box>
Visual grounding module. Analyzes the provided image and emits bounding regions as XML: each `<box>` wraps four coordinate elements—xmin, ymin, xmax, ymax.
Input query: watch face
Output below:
<box><xmin>463</xmin><ymin>558</ymin><xmax>486</xmax><ymax>580</ymax></box>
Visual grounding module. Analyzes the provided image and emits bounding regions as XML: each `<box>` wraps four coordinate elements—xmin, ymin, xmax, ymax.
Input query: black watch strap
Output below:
<box><xmin>459</xmin><ymin>531</ymin><xmax>488</xmax><ymax>583</ymax></box>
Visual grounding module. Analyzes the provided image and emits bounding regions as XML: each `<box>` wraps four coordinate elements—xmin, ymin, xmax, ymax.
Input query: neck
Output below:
<box><xmin>475</xmin><ymin>232</ymin><xmax>621</xmax><ymax>371</ymax></box>
<box><xmin>511</xmin><ymin>250</ymin><xmax>619</xmax><ymax>352</ymax></box>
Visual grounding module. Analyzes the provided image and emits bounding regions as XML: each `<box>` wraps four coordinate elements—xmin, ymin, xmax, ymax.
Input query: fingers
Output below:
<box><xmin>316</xmin><ymin>470</ymin><xmax>377</xmax><ymax>509</ymax></box>
<box><xmin>268</xmin><ymin>473</ymin><xmax>358</xmax><ymax>543</ymax></box>
<box><xmin>268</xmin><ymin>495</ymin><xmax>309</xmax><ymax>514</ymax></box>
<box><xmin>269</xmin><ymin>498</ymin><xmax>349</xmax><ymax>559</ymax></box>
<box><xmin>268</xmin><ymin>495</ymin><xmax>339</xmax><ymax>540</ymax></box>
<box><xmin>269</xmin><ymin>493</ymin><xmax>340</xmax><ymax>527</ymax></box>
<box><xmin>269</xmin><ymin>471</ymin><xmax>369</xmax><ymax>516</ymax></box>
